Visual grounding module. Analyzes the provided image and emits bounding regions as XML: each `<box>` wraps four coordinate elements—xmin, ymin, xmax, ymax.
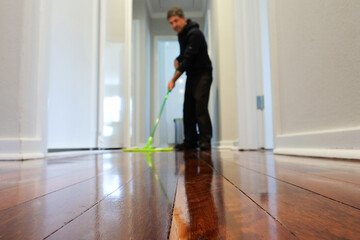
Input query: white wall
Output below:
<box><xmin>0</xmin><ymin>1</ymin><xmax>23</xmax><ymax>138</ymax></box>
<box><xmin>269</xmin><ymin>0</ymin><xmax>360</xmax><ymax>159</ymax></box>
<box><xmin>0</xmin><ymin>0</ymin><xmax>48</xmax><ymax>159</ymax></box>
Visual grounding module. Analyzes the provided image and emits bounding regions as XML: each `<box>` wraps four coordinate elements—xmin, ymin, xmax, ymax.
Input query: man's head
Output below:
<box><xmin>167</xmin><ymin>7</ymin><xmax>187</xmax><ymax>33</ymax></box>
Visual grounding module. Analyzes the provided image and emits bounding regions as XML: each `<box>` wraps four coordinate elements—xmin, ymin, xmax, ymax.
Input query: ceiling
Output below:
<box><xmin>146</xmin><ymin>0</ymin><xmax>208</xmax><ymax>18</ymax></box>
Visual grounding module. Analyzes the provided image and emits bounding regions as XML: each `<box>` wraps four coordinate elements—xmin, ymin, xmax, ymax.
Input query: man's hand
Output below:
<box><xmin>168</xmin><ymin>79</ymin><xmax>176</xmax><ymax>91</ymax></box>
<box><xmin>168</xmin><ymin>70</ymin><xmax>183</xmax><ymax>91</ymax></box>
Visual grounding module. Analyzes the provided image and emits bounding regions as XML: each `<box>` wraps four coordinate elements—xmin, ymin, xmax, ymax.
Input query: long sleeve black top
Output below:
<box><xmin>176</xmin><ymin>19</ymin><xmax>212</xmax><ymax>76</ymax></box>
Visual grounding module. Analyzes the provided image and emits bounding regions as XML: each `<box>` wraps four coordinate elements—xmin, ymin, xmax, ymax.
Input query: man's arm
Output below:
<box><xmin>177</xmin><ymin>31</ymin><xmax>203</xmax><ymax>73</ymax></box>
<box><xmin>174</xmin><ymin>59</ymin><xmax>179</xmax><ymax>69</ymax></box>
<box><xmin>168</xmin><ymin>70</ymin><xmax>183</xmax><ymax>91</ymax></box>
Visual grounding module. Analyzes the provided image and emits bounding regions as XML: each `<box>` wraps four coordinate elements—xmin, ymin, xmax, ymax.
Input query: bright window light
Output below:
<box><xmin>103</xmin><ymin>125</ymin><xmax>114</xmax><ymax>136</ymax></box>
<box><xmin>104</xmin><ymin>97</ymin><xmax>121</xmax><ymax>123</ymax></box>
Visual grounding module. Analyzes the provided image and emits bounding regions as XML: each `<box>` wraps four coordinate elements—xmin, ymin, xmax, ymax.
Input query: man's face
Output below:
<box><xmin>168</xmin><ymin>15</ymin><xmax>187</xmax><ymax>33</ymax></box>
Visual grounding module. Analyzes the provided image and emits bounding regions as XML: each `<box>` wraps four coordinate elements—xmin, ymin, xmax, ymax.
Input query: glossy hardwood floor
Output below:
<box><xmin>0</xmin><ymin>150</ymin><xmax>360</xmax><ymax>239</ymax></box>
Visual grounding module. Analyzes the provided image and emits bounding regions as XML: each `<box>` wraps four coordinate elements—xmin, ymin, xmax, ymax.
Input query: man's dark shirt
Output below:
<box><xmin>176</xmin><ymin>19</ymin><xmax>212</xmax><ymax>76</ymax></box>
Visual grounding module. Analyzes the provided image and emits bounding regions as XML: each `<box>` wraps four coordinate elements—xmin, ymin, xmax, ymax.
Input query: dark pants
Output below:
<box><xmin>183</xmin><ymin>73</ymin><xmax>212</xmax><ymax>145</ymax></box>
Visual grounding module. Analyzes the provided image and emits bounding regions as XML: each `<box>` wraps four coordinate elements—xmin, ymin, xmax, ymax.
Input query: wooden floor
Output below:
<box><xmin>0</xmin><ymin>150</ymin><xmax>360</xmax><ymax>239</ymax></box>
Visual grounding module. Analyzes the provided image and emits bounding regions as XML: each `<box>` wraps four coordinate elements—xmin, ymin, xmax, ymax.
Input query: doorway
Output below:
<box><xmin>154</xmin><ymin>38</ymin><xmax>185</xmax><ymax>146</ymax></box>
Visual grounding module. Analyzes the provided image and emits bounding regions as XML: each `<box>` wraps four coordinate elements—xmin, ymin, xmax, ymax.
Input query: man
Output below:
<box><xmin>167</xmin><ymin>7</ymin><xmax>213</xmax><ymax>151</ymax></box>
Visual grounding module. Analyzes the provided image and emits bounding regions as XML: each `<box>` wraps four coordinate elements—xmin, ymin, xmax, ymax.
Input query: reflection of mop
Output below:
<box><xmin>144</xmin><ymin>153</ymin><xmax>171</xmax><ymax>206</ymax></box>
<box><xmin>123</xmin><ymin>90</ymin><xmax>173</xmax><ymax>152</ymax></box>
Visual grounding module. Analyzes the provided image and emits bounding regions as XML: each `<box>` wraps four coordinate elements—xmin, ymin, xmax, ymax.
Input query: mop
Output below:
<box><xmin>123</xmin><ymin>89</ymin><xmax>173</xmax><ymax>152</ymax></box>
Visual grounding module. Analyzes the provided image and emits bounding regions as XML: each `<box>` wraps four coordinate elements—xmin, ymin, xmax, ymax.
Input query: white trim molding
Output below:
<box><xmin>274</xmin><ymin>127</ymin><xmax>360</xmax><ymax>160</ymax></box>
<box><xmin>123</xmin><ymin>0</ymin><xmax>133</xmax><ymax>148</ymax></box>
<box><xmin>214</xmin><ymin>140</ymin><xmax>239</xmax><ymax>150</ymax></box>
<box><xmin>0</xmin><ymin>139</ymin><xmax>45</xmax><ymax>160</ymax></box>
<box><xmin>274</xmin><ymin>148</ymin><xmax>360</xmax><ymax>160</ymax></box>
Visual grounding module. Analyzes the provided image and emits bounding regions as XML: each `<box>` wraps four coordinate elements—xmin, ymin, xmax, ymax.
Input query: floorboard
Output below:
<box><xmin>169</xmin><ymin>151</ymin><xmax>296</xmax><ymax>239</ymax></box>
<box><xmin>212</xmin><ymin>151</ymin><xmax>360</xmax><ymax>210</ymax></box>
<box><xmin>0</xmin><ymin>150</ymin><xmax>359</xmax><ymax>239</ymax></box>
<box><xmin>47</xmin><ymin>152</ymin><xmax>179</xmax><ymax>240</ymax></box>
<box><xmin>206</xmin><ymin>151</ymin><xmax>360</xmax><ymax>239</ymax></box>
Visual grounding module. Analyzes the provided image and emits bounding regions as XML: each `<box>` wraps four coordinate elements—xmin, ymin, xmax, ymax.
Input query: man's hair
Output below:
<box><xmin>167</xmin><ymin>7</ymin><xmax>185</xmax><ymax>20</ymax></box>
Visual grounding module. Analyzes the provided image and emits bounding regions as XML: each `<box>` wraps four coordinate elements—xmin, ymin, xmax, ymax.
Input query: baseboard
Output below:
<box><xmin>0</xmin><ymin>138</ymin><xmax>46</xmax><ymax>160</ymax></box>
<box><xmin>0</xmin><ymin>153</ymin><xmax>45</xmax><ymax>160</ymax></box>
<box><xmin>214</xmin><ymin>140</ymin><xmax>239</xmax><ymax>150</ymax></box>
<box><xmin>46</xmin><ymin>149</ymin><xmax>122</xmax><ymax>160</ymax></box>
<box><xmin>274</xmin><ymin>127</ymin><xmax>360</xmax><ymax>160</ymax></box>
<box><xmin>274</xmin><ymin>148</ymin><xmax>360</xmax><ymax>160</ymax></box>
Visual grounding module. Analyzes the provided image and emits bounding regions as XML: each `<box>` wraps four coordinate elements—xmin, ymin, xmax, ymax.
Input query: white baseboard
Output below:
<box><xmin>274</xmin><ymin>148</ymin><xmax>360</xmax><ymax>160</ymax></box>
<box><xmin>0</xmin><ymin>138</ymin><xmax>46</xmax><ymax>160</ymax></box>
<box><xmin>274</xmin><ymin>127</ymin><xmax>360</xmax><ymax>159</ymax></box>
<box><xmin>214</xmin><ymin>140</ymin><xmax>239</xmax><ymax>150</ymax></box>
<box><xmin>0</xmin><ymin>153</ymin><xmax>45</xmax><ymax>160</ymax></box>
<box><xmin>46</xmin><ymin>149</ymin><xmax>121</xmax><ymax>160</ymax></box>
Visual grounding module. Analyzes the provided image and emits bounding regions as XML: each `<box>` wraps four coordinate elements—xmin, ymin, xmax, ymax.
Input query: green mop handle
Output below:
<box><xmin>145</xmin><ymin>90</ymin><xmax>171</xmax><ymax>147</ymax></box>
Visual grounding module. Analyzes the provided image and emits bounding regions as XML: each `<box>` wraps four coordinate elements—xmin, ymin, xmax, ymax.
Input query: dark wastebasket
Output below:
<box><xmin>174</xmin><ymin>118</ymin><xmax>184</xmax><ymax>145</ymax></box>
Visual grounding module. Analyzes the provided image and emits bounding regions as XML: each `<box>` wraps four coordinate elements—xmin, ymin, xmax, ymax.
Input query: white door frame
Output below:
<box><xmin>131</xmin><ymin>19</ymin><xmax>141</xmax><ymax>147</ymax></box>
<box><xmin>234</xmin><ymin>0</ymin><xmax>274</xmax><ymax>150</ymax></box>
<box><xmin>123</xmin><ymin>0</ymin><xmax>132</xmax><ymax>148</ymax></box>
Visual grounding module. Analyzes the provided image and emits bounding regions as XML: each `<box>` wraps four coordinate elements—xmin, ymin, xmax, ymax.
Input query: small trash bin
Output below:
<box><xmin>174</xmin><ymin>118</ymin><xmax>184</xmax><ymax>145</ymax></box>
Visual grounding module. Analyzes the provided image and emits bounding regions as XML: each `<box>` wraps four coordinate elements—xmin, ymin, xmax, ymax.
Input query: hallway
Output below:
<box><xmin>0</xmin><ymin>150</ymin><xmax>359</xmax><ymax>239</ymax></box>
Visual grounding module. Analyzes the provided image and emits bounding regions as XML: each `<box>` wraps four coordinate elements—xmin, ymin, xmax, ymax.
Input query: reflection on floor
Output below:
<box><xmin>0</xmin><ymin>150</ymin><xmax>359</xmax><ymax>239</ymax></box>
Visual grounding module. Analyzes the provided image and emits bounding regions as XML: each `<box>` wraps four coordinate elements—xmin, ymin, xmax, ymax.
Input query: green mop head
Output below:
<box><xmin>123</xmin><ymin>137</ymin><xmax>173</xmax><ymax>152</ymax></box>
<box><xmin>123</xmin><ymin>90</ymin><xmax>174</xmax><ymax>152</ymax></box>
<box><xmin>123</xmin><ymin>147</ymin><xmax>173</xmax><ymax>152</ymax></box>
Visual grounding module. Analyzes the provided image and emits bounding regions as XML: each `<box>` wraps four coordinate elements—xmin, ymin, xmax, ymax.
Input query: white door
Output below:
<box><xmin>48</xmin><ymin>0</ymin><xmax>132</xmax><ymax>150</ymax></box>
<box><xmin>98</xmin><ymin>0</ymin><xmax>132</xmax><ymax>148</ymax></box>
<box><xmin>47</xmin><ymin>0</ymin><xmax>99</xmax><ymax>149</ymax></box>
